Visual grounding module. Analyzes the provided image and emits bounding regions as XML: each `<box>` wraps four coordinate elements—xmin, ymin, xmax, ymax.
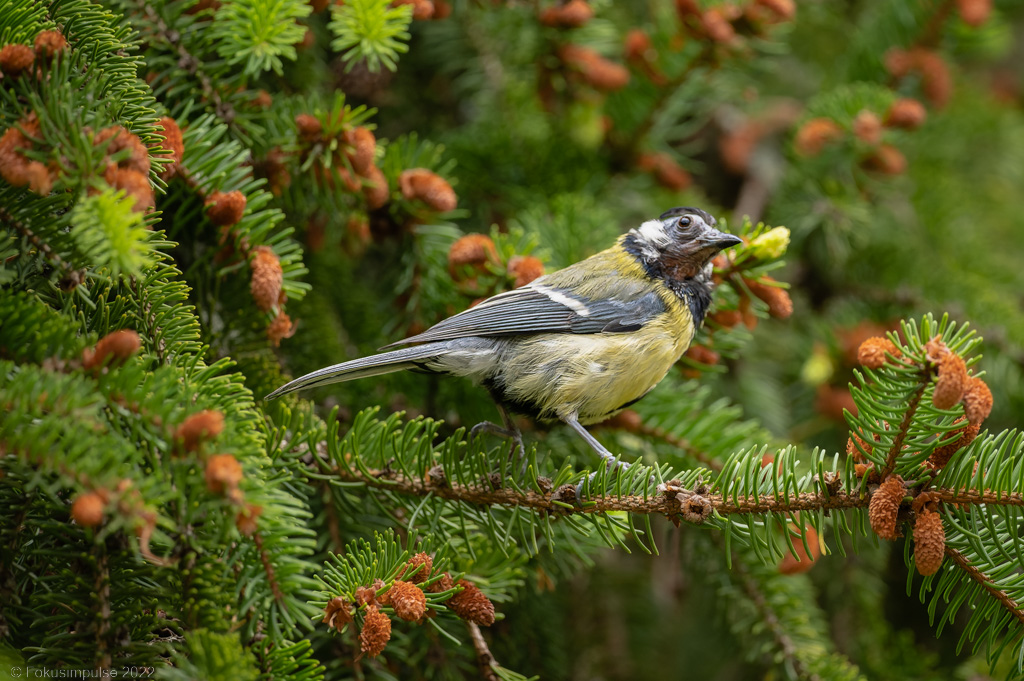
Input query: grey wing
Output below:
<box><xmin>382</xmin><ymin>281</ymin><xmax>667</xmax><ymax>348</ymax></box>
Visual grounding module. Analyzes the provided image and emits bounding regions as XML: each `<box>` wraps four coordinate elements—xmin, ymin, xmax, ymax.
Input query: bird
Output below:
<box><xmin>266</xmin><ymin>207</ymin><xmax>742</xmax><ymax>476</ymax></box>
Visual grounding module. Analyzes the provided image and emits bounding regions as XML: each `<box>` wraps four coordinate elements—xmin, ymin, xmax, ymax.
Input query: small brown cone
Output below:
<box><xmin>794</xmin><ymin>118</ymin><xmax>842</xmax><ymax>157</ymax></box>
<box><xmin>205</xmin><ymin>453</ymin><xmax>243</xmax><ymax>495</ymax></box>
<box><xmin>448</xmin><ymin>234</ymin><xmax>497</xmax><ymax>279</ymax></box>
<box><xmin>359</xmin><ymin>605</ymin><xmax>392</xmax><ymax>657</ymax></box>
<box><xmin>267</xmin><ymin>311</ymin><xmax>296</xmax><ymax>347</ymax></box>
<box><xmin>852</xmin><ymin>110</ymin><xmax>882</xmax><ymax>145</ymax></box>
<box><xmin>71</xmin><ymin>492</ymin><xmax>105</xmax><ymax>527</ymax></box>
<box><xmin>745</xmin><ymin>277</ymin><xmax>793</xmax><ymax>319</ymax></box>
<box><xmin>507</xmin><ymin>255</ymin><xmax>544</xmax><ymax>288</ymax></box>
<box><xmin>857</xmin><ymin>336</ymin><xmax>901</xmax><ymax>370</ymax></box>
<box><xmin>322</xmin><ymin>596</ymin><xmax>353</xmax><ymax>631</ymax></box>
<box><xmin>448</xmin><ymin>579</ymin><xmax>495</xmax><ymax>626</ymax></box>
<box><xmin>400</xmin><ymin>552</ymin><xmax>434</xmax><ymax>584</ymax></box>
<box><xmin>399</xmin><ymin>168</ymin><xmax>457</xmax><ymax>212</ymax></box>
<box><xmin>295</xmin><ymin>113</ymin><xmax>322</xmax><ymax>141</ymax></box>
<box><xmin>153</xmin><ymin>116</ymin><xmax>185</xmax><ymax>179</ymax></box>
<box><xmin>540</xmin><ymin>0</ymin><xmax>593</xmax><ymax>28</ymax></box>
<box><xmin>235</xmin><ymin>503</ymin><xmax>262</xmax><ymax>536</ymax></box>
<box><xmin>0</xmin><ymin>44</ymin><xmax>35</xmax><ymax>75</ymax></box>
<box><xmin>362</xmin><ymin>164</ymin><xmax>390</xmax><ymax>209</ymax></box>
<box><xmin>559</xmin><ymin>45</ymin><xmax>630</xmax><ymax>91</ymax></box>
<box><xmin>344</xmin><ymin>126</ymin><xmax>376</xmax><ymax>175</ymax></box>
<box><xmin>685</xmin><ymin>344</ymin><xmax>720</xmax><ymax>366</ymax></box>
<box><xmin>961</xmin><ymin>376</ymin><xmax>993</xmax><ymax>426</ymax></box>
<box><xmin>96</xmin><ymin>126</ymin><xmax>151</xmax><ymax>175</ymax></box>
<box><xmin>388</xmin><ymin>580</ymin><xmax>427</xmax><ymax>622</ymax></box>
<box><xmin>884</xmin><ymin>98</ymin><xmax>927</xmax><ymax>130</ymax></box>
<box><xmin>104</xmin><ymin>166</ymin><xmax>153</xmax><ymax>212</ymax></box>
<box><xmin>250</xmin><ymin>246</ymin><xmax>283</xmax><ymax>312</ymax></box>
<box><xmin>913</xmin><ymin>508</ymin><xmax>945</xmax><ymax>576</ymax></box>
<box><xmin>929</xmin><ymin>417</ymin><xmax>979</xmax><ymax>468</ymax></box>
<box><xmin>956</xmin><ymin>0</ymin><xmax>992</xmax><ymax>26</ymax></box>
<box><xmin>636</xmin><ymin>152</ymin><xmax>692</xmax><ymax>191</ymax></box>
<box><xmin>176</xmin><ymin>410</ymin><xmax>225</xmax><ymax>452</ymax></box>
<box><xmin>869</xmin><ymin>475</ymin><xmax>905</xmax><ymax>541</ymax></box>
<box><xmin>426</xmin><ymin>571</ymin><xmax>455</xmax><ymax>594</ymax></box>
<box><xmin>206</xmin><ymin>190</ymin><xmax>247</xmax><ymax>226</ymax></box>
<box><xmin>863</xmin><ymin>144</ymin><xmax>906</xmax><ymax>175</ymax></box>
<box><xmin>83</xmin><ymin>329</ymin><xmax>142</xmax><ymax>370</ymax></box>
<box><xmin>932</xmin><ymin>352</ymin><xmax>968</xmax><ymax>410</ymax></box>
<box><xmin>778</xmin><ymin>524</ymin><xmax>820</xmax><ymax>575</ymax></box>
<box><xmin>34</xmin><ymin>31</ymin><xmax>68</xmax><ymax>60</ymax></box>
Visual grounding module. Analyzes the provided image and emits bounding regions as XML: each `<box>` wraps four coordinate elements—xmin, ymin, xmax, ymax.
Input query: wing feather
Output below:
<box><xmin>383</xmin><ymin>279</ymin><xmax>667</xmax><ymax>348</ymax></box>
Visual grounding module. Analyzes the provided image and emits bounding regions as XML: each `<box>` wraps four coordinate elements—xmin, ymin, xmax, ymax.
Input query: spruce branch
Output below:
<box><xmin>944</xmin><ymin>546</ymin><xmax>1024</xmax><ymax>630</ymax></box>
<box><xmin>467</xmin><ymin>621</ymin><xmax>500</xmax><ymax>681</ymax></box>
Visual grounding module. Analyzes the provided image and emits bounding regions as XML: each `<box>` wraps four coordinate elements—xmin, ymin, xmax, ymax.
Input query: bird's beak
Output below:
<box><xmin>701</xmin><ymin>228</ymin><xmax>743</xmax><ymax>251</ymax></box>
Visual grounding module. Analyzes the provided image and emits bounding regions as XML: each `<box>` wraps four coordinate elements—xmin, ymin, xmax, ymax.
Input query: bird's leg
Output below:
<box><xmin>563</xmin><ymin>415</ymin><xmax>631</xmax><ymax>497</ymax></box>
<box><xmin>470</xmin><ymin>402</ymin><xmax>526</xmax><ymax>473</ymax></box>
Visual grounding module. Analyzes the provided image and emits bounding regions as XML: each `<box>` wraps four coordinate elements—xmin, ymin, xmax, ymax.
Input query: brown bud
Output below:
<box><xmin>794</xmin><ymin>118</ymin><xmax>843</xmax><ymax>157</ymax></box>
<box><xmin>205</xmin><ymin>454</ymin><xmax>243</xmax><ymax>494</ymax></box>
<box><xmin>103</xmin><ymin>166</ymin><xmax>152</xmax><ymax>212</ymax></box>
<box><xmin>71</xmin><ymin>492</ymin><xmax>105</xmax><ymax>527</ymax></box>
<box><xmin>624</xmin><ymin>29</ymin><xmax>653</xmax><ymax>61</ymax></box>
<box><xmin>426</xmin><ymin>571</ymin><xmax>455</xmax><ymax>594</ymax></box>
<box><xmin>702</xmin><ymin>8</ymin><xmax>736</xmax><ymax>43</ymax></box>
<box><xmin>343</xmin><ymin>126</ymin><xmax>376</xmax><ymax>175</ymax></box>
<box><xmin>685</xmin><ymin>344</ymin><xmax>720</xmax><ymax>366</ymax></box>
<box><xmin>250</xmin><ymin>246</ymin><xmax>283</xmax><ymax>312</ymax></box>
<box><xmin>153</xmin><ymin>116</ymin><xmax>185</xmax><ymax>179</ymax></box>
<box><xmin>917</xmin><ymin>49</ymin><xmax>952</xmax><ymax>109</ymax></box>
<box><xmin>602</xmin><ymin>409</ymin><xmax>643</xmax><ymax>433</ymax></box>
<box><xmin>388</xmin><ymin>580</ymin><xmax>427</xmax><ymax>621</ymax></box>
<box><xmin>932</xmin><ymin>352</ymin><xmax>967</xmax><ymax>410</ymax></box>
<box><xmin>709</xmin><ymin>308</ymin><xmax>742</xmax><ymax>328</ymax></box>
<box><xmin>206</xmin><ymin>190</ymin><xmax>247</xmax><ymax>226</ymax></box>
<box><xmin>448</xmin><ymin>579</ymin><xmax>495</xmax><ymax>626</ymax></box>
<box><xmin>929</xmin><ymin>417</ymin><xmax>979</xmax><ymax>468</ymax></box>
<box><xmin>394</xmin><ymin>0</ymin><xmax>434</xmax><ymax>20</ymax></box>
<box><xmin>295</xmin><ymin>113</ymin><xmax>322</xmax><ymax>140</ymax></box>
<box><xmin>755</xmin><ymin>0</ymin><xmax>795</xmax><ymax>21</ymax></box>
<box><xmin>267</xmin><ymin>311</ymin><xmax>296</xmax><ymax>347</ymax></box>
<box><xmin>540</xmin><ymin>0</ymin><xmax>593</xmax><ymax>28</ymax></box>
<box><xmin>507</xmin><ymin>255</ymin><xmax>545</xmax><ymax>288</ymax></box>
<box><xmin>962</xmin><ymin>376</ymin><xmax>992</xmax><ymax>425</ymax></box>
<box><xmin>34</xmin><ymin>31</ymin><xmax>68</xmax><ymax>60</ymax></box>
<box><xmin>778</xmin><ymin>524</ymin><xmax>819</xmax><ymax>575</ymax></box>
<box><xmin>448</xmin><ymin>234</ymin><xmax>497</xmax><ymax>279</ymax></box>
<box><xmin>0</xmin><ymin>116</ymin><xmax>48</xmax><ymax>192</ymax></box>
<box><xmin>362</xmin><ymin>164</ymin><xmax>390</xmax><ymax>210</ymax></box>
<box><xmin>636</xmin><ymin>152</ymin><xmax>692</xmax><ymax>191</ymax></box>
<box><xmin>857</xmin><ymin>336</ymin><xmax>901</xmax><ymax>369</ymax></box>
<box><xmin>322</xmin><ymin>596</ymin><xmax>353</xmax><ymax>631</ymax></box>
<box><xmin>745</xmin><ymin>277</ymin><xmax>793</xmax><ymax>319</ymax></box>
<box><xmin>235</xmin><ymin>503</ymin><xmax>262</xmax><ymax>536</ymax></box>
<box><xmin>913</xmin><ymin>507</ymin><xmax>945</xmax><ymax>576</ymax></box>
<box><xmin>559</xmin><ymin>45</ymin><xmax>630</xmax><ymax>91</ymax></box>
<box><xmin>0</xmin><ymin>44</ymin><xmax>35</xmax><ymax>75</ymax></box>
<box><xmin>83</xmin><ymin>329</ymin><xmax>142</xmax><ymax>370</ymax></box>
<box><xmin>359</xmin><ymin>605</ymin><xmax>392</xmax><ymax>657</ymax></box>
<box><xmin>869</xmin><ymin>475</ymin><xmax>905</xmax><ymax>541</ymax></box>
<box><xmin>863</xmin><ymin>144</ymin><xmax>906</xmax><ymax>175</ymax></box>
<box><xmin>679</xmin><ymin>493</ymin><xmax>712</xmax><ymax>524</ymax></box>
<box><xmin>399</xmin><ymin>168</ymin><xmax>457</xmax><ymax>212</ymax></box>
<box><xmin>852</xmin><ymin>110</ymin><xmax>882</xmax><ymax>145</ymax></box>
<box><xmin>400</xmin><ymin>552</ymin><xmax>434</xmax><ymax>584</ymax></box>
<box><xmin>956</xmin><ymin>0</ymin><xmax>992</xmax><ymax>26</ymax></box>
<box><xmin>96</xmin><ymin>126</ymin><xmax>151</xmax><ymax>175</ymax></box>
<box><xmin>176</xmin><ymin>410</ymin><xmax>225</xmax><ymax>452</ymax></box>
<box><xmin>884</xmin><ymin>98</ymin><xmax>927</xmax><ymax>130</ymax></box>
<box><xmin>355</xmin><ymin>583</ymin><xmax>382</xmax><ymax>607</ymax></box>
<box><xmin>846</xmin><ymin>431</ymin><xmax>873</xmax><ymax>461</ymax></box>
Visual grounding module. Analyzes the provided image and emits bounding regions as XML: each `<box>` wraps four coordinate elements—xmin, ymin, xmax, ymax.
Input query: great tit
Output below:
<box><xmin>266</xmin><ymin>207</ymin><xmax>742</xmax><ymax>471</ymax></box>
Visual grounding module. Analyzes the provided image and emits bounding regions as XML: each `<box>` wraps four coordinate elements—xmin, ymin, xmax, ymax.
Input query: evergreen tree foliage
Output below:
<box><xmin>2</xmin><ymin>0</ymin><xmax>1024</xmax><ymax>679</ymax></box>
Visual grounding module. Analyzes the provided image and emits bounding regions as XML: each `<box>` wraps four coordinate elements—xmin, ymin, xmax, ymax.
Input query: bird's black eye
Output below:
<box><xmin>677</xmin><ymin>216</ymin><xmax>692</xmax><ymax>228</ymax></box>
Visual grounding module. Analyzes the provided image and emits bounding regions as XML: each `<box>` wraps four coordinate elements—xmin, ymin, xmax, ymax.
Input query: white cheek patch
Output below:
<box><xmin>533</xmin><ymin>284</ymin><xmax>591</xmax><ymax>316</ymax></box>
<box><xmin>637</xmin><ymin>219</ymin><xmax>671</xmax><ymax>247</ymax></box>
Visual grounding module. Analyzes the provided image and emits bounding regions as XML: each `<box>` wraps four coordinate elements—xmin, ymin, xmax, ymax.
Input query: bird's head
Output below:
<box><xmin>626</xmin><ymin>207</ymin><xmax>743</xmax><ymax>279</ymax></box>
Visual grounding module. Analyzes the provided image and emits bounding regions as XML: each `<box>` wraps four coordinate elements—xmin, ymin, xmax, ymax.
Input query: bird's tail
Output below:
<box><xmin>264</xmin><ymin>344</ymin><xmax>443</xmax><ymax>400</ymax></box>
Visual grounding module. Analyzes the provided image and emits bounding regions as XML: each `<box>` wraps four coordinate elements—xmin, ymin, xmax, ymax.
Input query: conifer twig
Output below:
<box><xmin>467</xmin><ymin>622</ymin><xmax>500</xmax><ymax>681</ymax></box>
<box><xmin>944</xmin><ymin>546</ymin><xmax>1024</xmax><ymax>628</ymax></box>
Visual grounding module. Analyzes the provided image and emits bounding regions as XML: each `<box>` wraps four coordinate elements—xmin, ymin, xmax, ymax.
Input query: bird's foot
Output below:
<box><xmin>469</xmin><ymin>421</ymin><xmax>527</xmax><ymax>477</ymax></box>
